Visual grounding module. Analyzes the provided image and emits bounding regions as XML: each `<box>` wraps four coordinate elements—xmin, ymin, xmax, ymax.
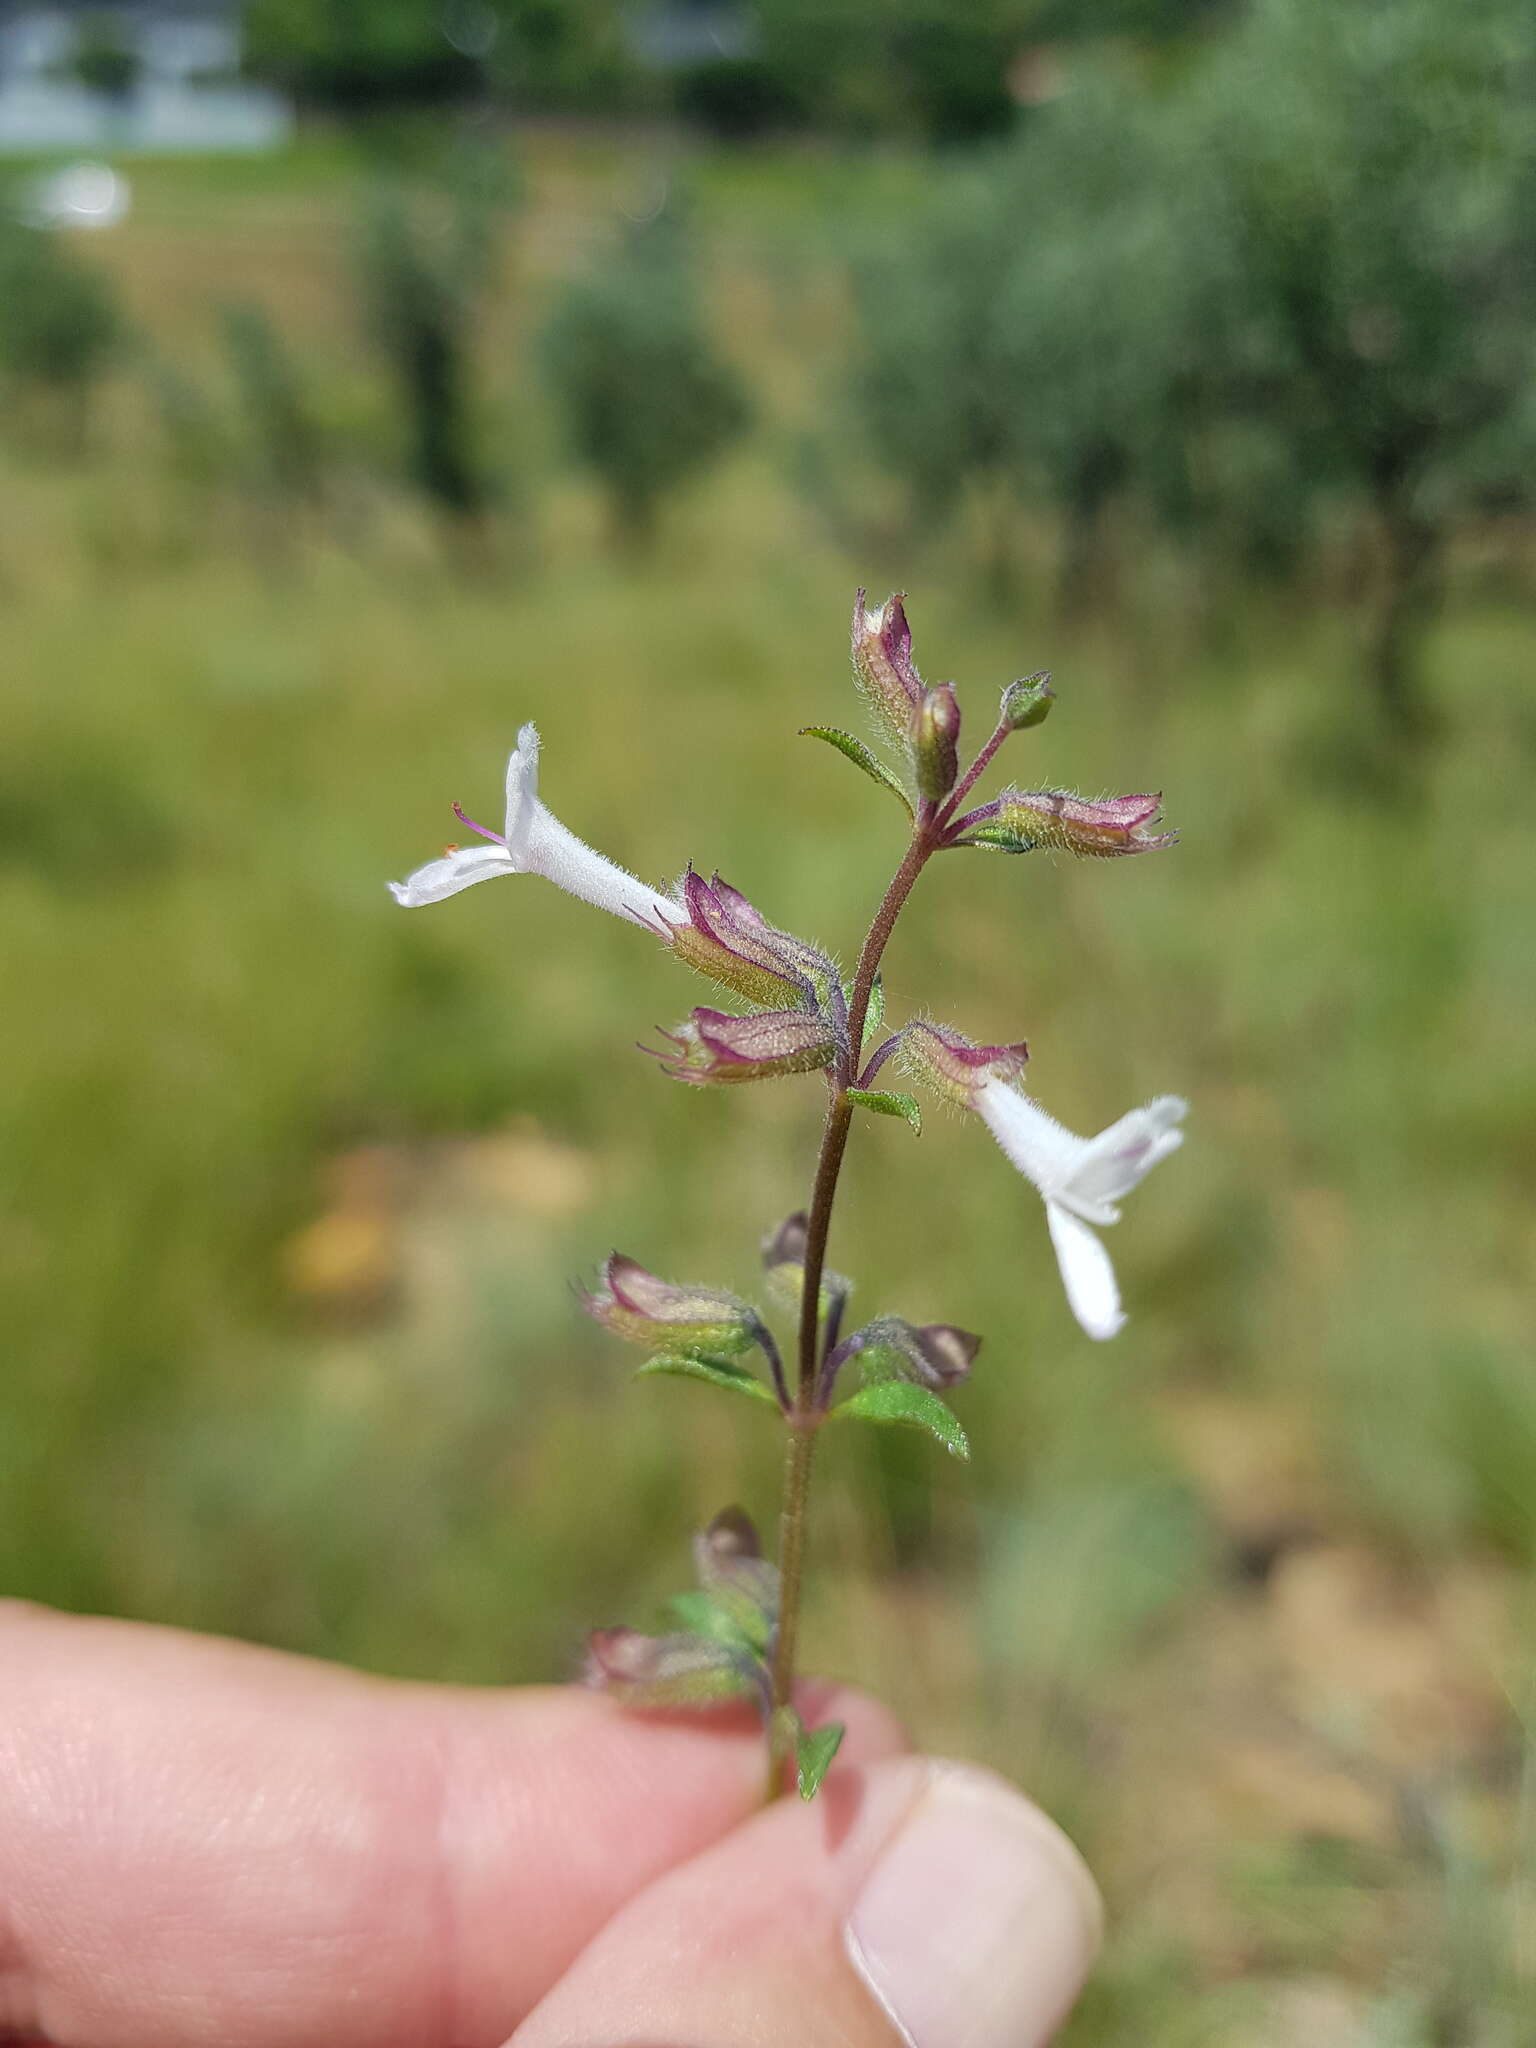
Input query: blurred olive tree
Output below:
<box><xmin>1192</xmin><ymin>0</ymin><xmax>1536</xmax><ymax>741</ymax></box>
<box><xmin>357</xmin><ymin>147</ymin><xmax>518</xmax><ymax>522</ymax></box>
<box><xmin>537</xmin><ymin>206</ymin><xmax>750</xmax><ymax>550</ymax></box>
<box><xmin>0</xmin><ymin>216</ymin><xmax>125</xmax><ymax>451</ymax></box>
<box><xmin>843</xmin><ymin>67</ymin><xmax>1215</xmax><ymax>605</ymax></box>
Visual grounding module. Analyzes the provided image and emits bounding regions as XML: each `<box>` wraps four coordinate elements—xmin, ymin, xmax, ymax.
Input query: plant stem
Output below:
<box><xmin>764</xmin><ymin>1419</ymin><xmax>817</xmax><ymax>1798</ymax></box>
<box><xmin>937</xmin><ymin>717</ymin><xmax>1010</xmax><ymax>829</ymax></box>
<box><xmin>764</xmin><ymin>825</ymin><xmax>935</xmax><ymax>1796</ymax></box>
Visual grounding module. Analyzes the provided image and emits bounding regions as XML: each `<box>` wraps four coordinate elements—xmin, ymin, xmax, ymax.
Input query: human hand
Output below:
<box><xmin>0</xmin><ymin>1601</ymin><xmax>1100</xmax><ymax>2046</ymax></box>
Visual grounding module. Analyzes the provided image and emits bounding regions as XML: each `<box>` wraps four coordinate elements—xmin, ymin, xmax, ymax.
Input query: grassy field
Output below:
<box><xmin>2</xmin><ymin>127</ymin><xmax>1534</xmax><ymax>2043</ymax></box>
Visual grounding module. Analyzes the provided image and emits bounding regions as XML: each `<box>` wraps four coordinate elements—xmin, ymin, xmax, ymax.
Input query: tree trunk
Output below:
<box><xmin>1369</xmin><ymin>500</ymin><xmax>1440</xmax><ymax>746</ymax></box>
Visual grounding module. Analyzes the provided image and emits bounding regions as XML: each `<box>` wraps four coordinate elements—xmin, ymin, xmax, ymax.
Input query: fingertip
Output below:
<box><xmin>846</xmin><ymin>1759</ymin><xmax>1103</xmax><ymax>2047</ymax></box>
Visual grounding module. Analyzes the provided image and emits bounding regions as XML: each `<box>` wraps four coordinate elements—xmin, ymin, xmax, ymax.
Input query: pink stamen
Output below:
<box><xmin>452</xmin><ymin>802</ymin><xmax>505</xmax><ymax>846</ymax></box>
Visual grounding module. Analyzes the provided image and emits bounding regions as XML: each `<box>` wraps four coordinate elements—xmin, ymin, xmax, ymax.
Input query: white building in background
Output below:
<box><xmin>0</xmin><ymin>2</ymin><xmax>291</xmax><ymax>152</ymax></box>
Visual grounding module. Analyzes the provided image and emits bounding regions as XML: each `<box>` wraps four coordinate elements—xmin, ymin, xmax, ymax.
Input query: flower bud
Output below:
<box><xmin>1000</xmin><ymin>673</ymin><xmax>1054</xmax><ymax>730</ymax></box>
<box><xmin>583</xmin><ymin>1626</ymin><xmax>755</xmax><ymax>1707</ymax></box>
<box><xmin>851</xmin><ymin>588</ymin><xmax>924</xmax><ymax>752</ymax></box>
<box><xmin>900</xmin><ymin>1019</ymin><xmax>1029</xmax><ymax>1107</ymax></box>
<box><xmin>761</xmin><ymin>1211</ymin><xmax>810</xmax><ymax>1271</ymax></box>
<box><xmin>649</xmin><ymin>1006</ymin><xmax>837</xmax><ymax>1085</ymax></box>
<box><xmin>693</xmin><ymin>1507</ymin><xmax>778</xmax><ymax>1652</ymax></box>
<box><xmin>912</xmin><ymin>681</ymin><xmax>961</xmax><ymax>803</ymax></box>
<box><xmin>581</xmin><ymin>1253</ymin><xmax>760</xmax><ymax>1356</ymax></box>
<box><xmin>836</xmin><ymin>1315</ymin><xmax>981</xmax><ymax>1387</ymax></box>
<box><xmin>958</xmin><ymin>789</ymin><xmax>1176</xmax><ymax>858</ymax></box>
<box><xmin>662</xmin><ymin>869</ymin><xmax>840</xmax><ymax>1011</ymax></box>
<box><xmin>761</xmin><ymin>1208</ymin><xmax>851</xmax><ymax>1315</ymax></box>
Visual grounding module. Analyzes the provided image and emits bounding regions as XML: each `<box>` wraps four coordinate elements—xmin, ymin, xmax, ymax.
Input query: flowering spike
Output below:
<box><xmin>955</xmin><ymin>788</ymin><xmax>1177</xmax><ymax>858</ymax></box>
<box><xmin>390</xmin><ymin>725</ymin><xmax>681</xmax><ymax>921</ymax></box>
<box><xmin>912</xmin><ymin>681</ymin><xmax>961</xmax><ymax>803</ymax></box>
<box><xmin>581</xmin><ymin>1253</ymin><xmax>760</xmax><ymax>1357</ymax></box>
<box><xmin>1000</xmin><ymin>674</ymin><xmax>1054</xmax><ymax>731</ymax></box>
<box><xmin>851</xmin><ymin>589</ymin><xmax>925</xmax><ymax>754</ymax></box>
<box><xmin>901</xmin><ymin>1020</ymin><xmax>1029</xmax><ymax>1107</ymax></box>
<box><xmin>649</xmin><ymin>1006</ymin><xmax>838</xmax><ymax>1086</ymax></box>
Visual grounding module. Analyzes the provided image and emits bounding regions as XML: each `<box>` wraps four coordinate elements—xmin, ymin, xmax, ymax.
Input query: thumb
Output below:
<box><xmin>512</xmin><ymin>1755</ymin><xmax>1102</xmax><ymax>2048</ymax></box>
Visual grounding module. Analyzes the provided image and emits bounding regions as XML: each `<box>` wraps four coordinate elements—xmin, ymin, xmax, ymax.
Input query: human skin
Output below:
<box><xmin>0</xmin><ymin>1601</ymin><xmax>1100</xmax><ymax>2047</ymax></box>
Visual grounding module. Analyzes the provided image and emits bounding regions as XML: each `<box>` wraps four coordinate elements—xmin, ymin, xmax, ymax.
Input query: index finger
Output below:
<box><xmin>0</xmin><ymin>1602</ymin><xmax>906</xmax><ymax>2046</ymax></box>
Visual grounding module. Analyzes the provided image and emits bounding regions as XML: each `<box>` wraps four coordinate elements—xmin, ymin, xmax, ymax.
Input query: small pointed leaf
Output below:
<box><xmin>634</xmin><ymin>1354</ymin><xmax>779</xmax><ymax>1405</ymax></box>
<box><xmin>796</xmin><ymin>1719</ymin><xmax>846</xmax><ymax>1800</ymax></box>
<box><xmin>799</xmin><ymin>726</ymin><xmax>913</xmax><ymax>815</ymax></box>
<box><xmin>833</xmin><ymin>1379</ymin><xmax>970</xmax><ymax>1459</ymax></box>
<box><xmin>846</xmin><ymin>1088</ymin><xmax>922</xmax><ymax>1136</ymax></box>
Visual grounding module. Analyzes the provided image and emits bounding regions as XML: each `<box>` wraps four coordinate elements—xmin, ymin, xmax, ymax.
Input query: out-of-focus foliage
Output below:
<box><xmin>1191</xmin><ymin>0</ymin><xmax>1536</xmax><ymax>736</ymax></box>
<box><xmin>222</xmin><ymin>302</ymin><xmax>326</xmax><ymax>507</ymax></box>
<box><xmin>246</xmin><ymin>0</ymin><xmax>485</xmax><ymax>106</ymax></box>
<box><xmin>70</xmin><ymin>13</ymin><xmax>142</xmax><ymax>99</ymax></box>
<box><xmin>247</xmin><ymin>0</ymin><xmax>634</xmax><ymax>111</ymax></box>
<box><xmin>845</xmin><ymin>67</ymin><xmax>1216</xmax><ymax>600</ymax></box>
<box><xmin>0</xmin><ymin>215</ymin><xmax>125</xmax><ymax>441</ymax></box>
<box><xmin>357</xmin><ymin>146</ymin><xmax>518</xmax><ymax>518</ymax></box>
<box><xmin>537</xmin><ymin>205</ymin><xmax>750</xmax><ymax>546</ymax></box>
<box><xmin>848</xmin><ymin>0</ymin><xmax>1536</xmax><ymax>733</ymax></box>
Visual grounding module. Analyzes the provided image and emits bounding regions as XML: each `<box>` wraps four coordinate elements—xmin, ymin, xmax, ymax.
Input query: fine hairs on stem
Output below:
<box><xmin>389</xmin><ymin>590</ymin><xmax>1187</xmax><ymax>1802</ymax></box>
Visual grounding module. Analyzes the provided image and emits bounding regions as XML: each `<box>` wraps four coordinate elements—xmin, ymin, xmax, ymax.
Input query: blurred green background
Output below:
<box><xmin>2</xmin><ymin>1</ymin><xmax>1534</xmax><ymax>2039</ymax></box>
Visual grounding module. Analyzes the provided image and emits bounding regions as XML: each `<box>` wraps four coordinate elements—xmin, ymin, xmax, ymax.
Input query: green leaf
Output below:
<box><xmin>799</xmin><ymin>727</ymin><xmax>913</xmax><ymax>815</ymax></box>
<box><xmin>846</xmin><ymin>1088</ymin><xmax>922</xmax><ymax>1136</ymax></box>
<box><xmin>862</xmin><ymin>973</ymin><xmax>886</xmax><ymax>1046</ymax></box>
<box><xmin>634</xmin><ymin>1354</ymin><xmax>779</xmax><ymax>1406</ymax></box>
<box><xmin>956</xmin><ymin>824</ymin><xmax>1035</xmax><ymax>854</ymax></box>
<box><xmin>833</xmin><ymin>1379</ymin><xmax>970</xmax><ymax>1459</ymax></box>
<box><xmin>796</xmin><ymin>1719</ymin><xmax>846</xmax><ymax>1801</ymax></box>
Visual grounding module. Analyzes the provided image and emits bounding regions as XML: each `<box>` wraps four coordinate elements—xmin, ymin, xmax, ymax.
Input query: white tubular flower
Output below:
<box><xmin>975</xmin><ymin>1081</ymin><xmax>1187</xmax><ymax>1342</ymax></box>
<box><xmin>388</xmin><ymin>725</ymin><xmax>680</xmax><ymax>926</ymax></box>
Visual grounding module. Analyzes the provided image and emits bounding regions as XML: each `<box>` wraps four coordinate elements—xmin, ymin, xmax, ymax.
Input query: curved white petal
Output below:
<box><xmin>975</xmin><ymin>1080</ymin><xmax>1088</xmax><ymax>1195</ymax></box>
<box><xmin>1065</xmin><ymin>1096</ymin><xmax>1188</xmax><ymax>1215</ymax></box>
<box><xmin>504</xmin><ymin>724</ymin><xmax>541</xmax><ymax>859</ymax></box>
<box><xmin>388</xmin><ymin>843</ymin><xmax>518</xmax><ymax>906</ymax></box>
<box><xmin>1045</xmin><ymin>1200</ymin><xmax>1125</xmax><ymax>1341</ymax></box>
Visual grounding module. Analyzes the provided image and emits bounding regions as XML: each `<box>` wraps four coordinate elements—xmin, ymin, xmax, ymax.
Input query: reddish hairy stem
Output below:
<box><xmin>937</xmin><ymin>716</ymin><xmax>1011</xmax><ymax>832</ymax></box>
<box><xmin>764</xmin><ymin>827</ymin><xmax>936</xmax><ymax>1796</ymax></box>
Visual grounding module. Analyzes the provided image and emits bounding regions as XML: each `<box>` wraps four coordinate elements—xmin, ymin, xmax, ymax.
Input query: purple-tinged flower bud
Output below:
<box><xmin>693</xmin><ymin>1507</ymin><xmax>778</xmax><ymax>1652</ymax></box>
<box><xmin>851</xmin><ymin>589</ymin><xmax>925</xmax><ymax>752</ymax></box>
<box><xmin>900</xmin><ymin>1020</ymin><xmax>1029</xmax><ymax>1107</ymax></box>
<box><xmin>827</xmin><ymin>1315</ymin><xmax>980</xmax><ymax>1391</ymax></box>
<box><xmin>762</xmin><ymin>1211</ymin><xmax>809</xmax><ymax>1271</ymax></box>
<box><xmin>648</xmin><ymin>1007</ymin><xmax>838</xmax><ymax>1086</ymax></box>
<box><xmin>581</xmin><ymin>1253</ymin><xmax>759</xmax><ymax>1356</ymax></box>
<box><xmin>1000</xmin><ymin>673</ymin><xmax>1054</xmax><ymax>731</ymax></box>
<box><xmin>912</xmin><ymin>681</ymin><xmax>961</xmax><ymax>803</ymax></box>
<box><xmin>583</xmin><ymin>1626</ymin><xmax>756</xmax><ymax>1707</ymax></box>
<box><xmin>658</xmin><ymin>868</ymin><xmax>840</xmax><ymax>1012</ymax></box>
<box><xmin>955</xmin><ymin>789</ymin><xmax>1177</xmax><ymax>858</ymax></box>
<box><xmin>760</xmin><ymin>1208</ymin><xmax>850</xmax><ymax>1316</ymax></box>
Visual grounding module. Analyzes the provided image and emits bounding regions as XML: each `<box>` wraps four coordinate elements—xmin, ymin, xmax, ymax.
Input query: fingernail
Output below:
<box><xmin>845</xmin><ymin>1762</ymin><xmax>1103</xmax><ymax>2048</ymax></box>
